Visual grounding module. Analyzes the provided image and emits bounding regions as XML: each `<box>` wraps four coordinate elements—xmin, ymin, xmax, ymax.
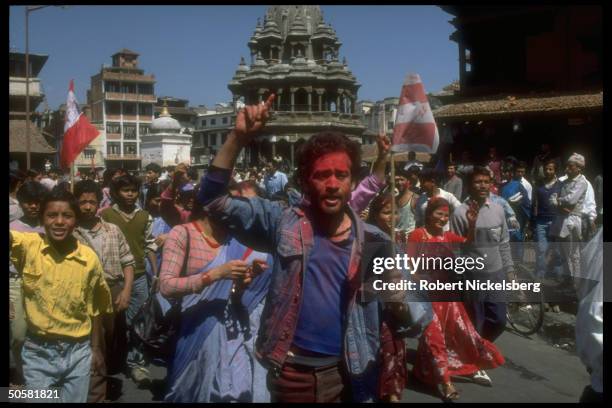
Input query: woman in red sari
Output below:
<box><xmin>366</xmin><ymin>192</ymin><xmax>407</xmax><ymax>402</ymax></box>
<box><xmin>409</xmin><ymin>197</ymin><xmax>504</xmax><ymax>401</ymax></box>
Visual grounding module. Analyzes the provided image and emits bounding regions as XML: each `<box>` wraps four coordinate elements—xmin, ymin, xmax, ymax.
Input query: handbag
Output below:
<box><xmin>130</xmin><ymin>225</ymin><xmax>190</xmax><ymax>363</ymax></box>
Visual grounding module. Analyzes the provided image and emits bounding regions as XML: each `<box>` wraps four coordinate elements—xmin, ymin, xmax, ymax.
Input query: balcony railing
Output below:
<box><xmin>106</xmin><ymin>154</ymin><xmax>141</xmax><ymax>160</ymax></box>
<box><xmin>105</xmin><ymin>92</ymin><xmax>157</xmax><ymax>102</ymax></box>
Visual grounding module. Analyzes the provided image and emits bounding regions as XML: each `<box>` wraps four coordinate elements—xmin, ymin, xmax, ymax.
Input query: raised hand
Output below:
<box><xmin>376</xmin><ymin>133</ymin><xmax>391</xmax><ymax>159</ymax></box>
<box><xmin>234</xmin><ymin>94</ymin><xmax>275</xmax><ymax>142</ymax></box>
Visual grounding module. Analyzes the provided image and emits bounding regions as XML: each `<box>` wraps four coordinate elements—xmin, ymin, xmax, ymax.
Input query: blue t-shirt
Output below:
<box><xmin>292</xmin><ymin>225</ymin><xmax>354</xmax><ymax>356</ymax></box>
<box><xmin>535</xmin><ymin>181</ymin><xmax>561</xmax><ymax>222</ymax></box>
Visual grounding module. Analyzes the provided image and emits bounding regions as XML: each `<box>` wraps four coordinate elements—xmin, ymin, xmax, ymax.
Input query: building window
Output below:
<box><xmin>106</xmin><ymin>101</ymin><xmax>121</xmax><ymax>115</ymax></box>
<box><xmin>208</xmin><ymin>134</ymin><xmax>216</xmax><ymax>146</ymax></box>
<box><xmin>139</xmin><ymin>124</ymin><xmax>150</xmax><ymax>135</ymax></box>
<box><xmin>222</xmin><ymin>117</ymin><xmax>228</xmax><ymax>124</ymax></box>
<box><xmin>211</xmin><ymin>118</ymin><xmax>216</xmax><ymax>126</ymax></box>
<box><xmin>121</xmin><ymin>83</ymin><xmax>136</xmax><ymax>94</ymax></box>
<box><xmin>201</xmin><ymin>119</ymin><xmax>207</xmax><ymax>127</ymax></box>
<box><xmin>83</xmin><ymin>149</ymin><xmax>95</xmax><ymax>159</ymax></box>
<box><xmin>138</xmin><ymin>84</ymin><xmax>153</xmax><ymax>95</ymax></box>
<box><xmin>107</xmin><ymin>142</ymin><xmax>121</xmax><ymax>155</ymax></box>
<box><xmin>106</xmin><ymin>81</ymin><xmax>120</xmax><ymax>93</ymax></box>
<box><xmin>139</xmin><ymin>104</ymin><xmax>152</xmax><ymax>116</ymax></box>
<box><xmin>124</xmin><ymin>143</ymin><xmax>137</xmax><ymax>156</ymax></box>
<box><xmin>124</xmin><ymin>125</ymin><xmax>137</xmax><ymax>139</ymax></box>
<box><xmin>123</xmin><ymin>103</ymin><xmax>136</xmax><ymax>115</ymax></box>
<box><xmin>106</xmin><ymin>122</ymin><xmax>121</xmax><ymax>134</ymax></box>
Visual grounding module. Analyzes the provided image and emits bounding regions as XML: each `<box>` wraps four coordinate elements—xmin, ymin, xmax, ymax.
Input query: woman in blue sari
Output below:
<box><xmin>159</xmin><ymin>203</ymin><xmax>272</xmax><ymax>402</ymax></box>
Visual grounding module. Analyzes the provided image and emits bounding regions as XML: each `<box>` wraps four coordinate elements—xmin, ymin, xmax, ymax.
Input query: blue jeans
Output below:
<box><xmin>22</xmin><ymin>335</ymin><xmax>91</xmax><ymax>403</ymax></box>
<box><xmin>126</xmin><ymin>274</ymin><xmax>149</xmax><ymax>369</ymax></box>
<box><xmin>534</xmin><ymin>220</ymin><xmax>563</xmax><ymax>279</ymax></box>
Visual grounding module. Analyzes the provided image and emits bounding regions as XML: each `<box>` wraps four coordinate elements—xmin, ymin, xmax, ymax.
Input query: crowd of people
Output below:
<box><xmin>8</xmin><ymin>95</ymin><xmax>603</xmax><ymax>403</ymax></box>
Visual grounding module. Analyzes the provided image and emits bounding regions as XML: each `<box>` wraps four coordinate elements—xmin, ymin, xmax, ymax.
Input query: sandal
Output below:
<box><xmin>441</xmin><ymin>383</ymin><xmax>460</xmax><ymax>401</ymax></box>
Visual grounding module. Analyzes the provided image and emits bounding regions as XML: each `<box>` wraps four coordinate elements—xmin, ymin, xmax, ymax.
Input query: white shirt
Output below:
<box><xmin>520</xmin><ymin>177</ymin><xmax>532</xmax><ymax>202</ymax></box>
<box><xmin>559</xmin><ymin>174</ymin><xmax>596</xmax><ymax>221</ymax></box>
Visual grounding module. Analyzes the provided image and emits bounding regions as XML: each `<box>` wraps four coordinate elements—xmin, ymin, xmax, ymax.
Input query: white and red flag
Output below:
<box><xmin>60</xmin><ymin>80</ymin><xmax>100</xmax><ymax>169</ymax></box>
<box><xmin>391</xmin><ymin>73</ymin><xmax>439</xmax><ymax>154</ymax></box>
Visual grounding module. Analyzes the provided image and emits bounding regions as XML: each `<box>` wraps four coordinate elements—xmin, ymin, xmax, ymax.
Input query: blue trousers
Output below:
<box><xmin>22</xmin><ymin>335</ymin><xmax>91</xmax><ymax>403</ymax></box>
<box><xmin>463</xmin><ymin>270</ymin><xmax>507</xmax><ymax>342</ymax></box>
<box><xmin>126</xmin><ymin>274</ymin><xmax>149</xmax><ymax>369</ymax></box>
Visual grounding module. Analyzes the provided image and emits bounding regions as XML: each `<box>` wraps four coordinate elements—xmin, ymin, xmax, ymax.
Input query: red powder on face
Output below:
<box><xmin>307</xmin><ymin>152</ymin><xmax>353</xmax><ymax>215</ymax></box>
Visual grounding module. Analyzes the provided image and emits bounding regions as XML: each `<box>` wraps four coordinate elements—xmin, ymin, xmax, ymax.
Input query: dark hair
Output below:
<box><xmin>110</xmin><ymin>174</ymin><xmax>141</xmax><ymax>201</ymax></box>
<box><xmin>447</xmin><ymin>160</ymin><xmax>457</xmax><ymax>168</ymax></box>
<box><xmin>408</xmin><ymin>151</ymin><xmax>416</xmax><ymax>160</ymax></box>
<box><xmin>406</xmin><ymin>166</ymin><xmax>421</xmax><ymax>178</ymax></box>
<box><xmin>366</xmin><ymin>192</ymin><xmax>394</xmax><ymax>226</ymax></box>
<box><xmin>543</xmin><ymin>159</ymin><xmax>557</xmax><ymax>169</ymax></box>
<box><xmin>515</xmin><ymin>161</ymin><xmax>528</xmax><ymax>170</ymax></box>
<box><xmin>145</xmin><ymin>163</ymin><xmax>162</xmax><ymax>173</ymax></box>
<box><xmin>166</xmin><ymin>165</ymin><xmax>176</xmax><ymax>172</ymax></box>
<box><xmin>16</xmin><ymin>181</ymin><xmax>47</xmax><ymax>204</ymax></box>
<box><xmin>425</xmin><ymin>197</ymin><xmax>451</xmax><ymax>222</ymax></box>
<box><xmin>295</xmin><ymin>131</ymin><xmax>361</xmax><ymax>188</ymax></box>
<box><xmin>468</xmin><ymin>166</ymin><xmax>492</xmax><ymax>185</ymax></box>
<box><xmin>74</xmin><ymin>180</ymin><xmax>103</xmax><ymax>203</ymax></box>
<box><xmin>419</xmin><ymin>168</ymin><xmax>441</xmax><ymax>184</ymax></box>
<box><xmin>39</xmin><ymin>188</ymin><xmax>79</xmax><ymax>219</ymax></box>
<box><xmin>48</xmin><ymin>167</ymin><xmax>61</xmax><ymax>175</ymax></box>
<box><xmin>395</xmin><ymin>165</ymin><xmax>411</xmax><ymax>179</ymax></box>
<box><xmin>102</xmin><ymin>168</ymin><xmax>119</xmax><ymax>187</ymax></box>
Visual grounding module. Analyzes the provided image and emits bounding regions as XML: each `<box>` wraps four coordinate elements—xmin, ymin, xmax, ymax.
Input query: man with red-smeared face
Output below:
<box><xmin>305</xmin><ymin>151</ymin><xmax>354</xmax><ymax>216</ymax></box>
<box><xmin>199</xmin><ymin>97</ymin><xmax>408</xmax><ymax>403</ymax></box>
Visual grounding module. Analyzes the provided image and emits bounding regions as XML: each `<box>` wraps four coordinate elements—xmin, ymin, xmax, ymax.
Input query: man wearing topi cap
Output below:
<box><xmin>549</xmin><ymin>153</ymin><xmax>589</xmax><ymax>288</ymax></box>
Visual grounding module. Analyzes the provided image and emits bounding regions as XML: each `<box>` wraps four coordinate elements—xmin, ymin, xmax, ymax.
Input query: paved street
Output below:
<box><xmin>109</xmin><ymin>326</ymin><xmax>588</xmax><ymax>403</ymax></box>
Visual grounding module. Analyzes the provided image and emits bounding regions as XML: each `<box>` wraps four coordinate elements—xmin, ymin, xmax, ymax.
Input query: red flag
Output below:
<box><xmin>60</xmin><ymin>80</ymin><xmax>100</xmax><ymax>169</ymax></box>
<box><xmin>391</xmin><ymin>73</ymin><xmax>439</xmax><ymax>154</ymax></box>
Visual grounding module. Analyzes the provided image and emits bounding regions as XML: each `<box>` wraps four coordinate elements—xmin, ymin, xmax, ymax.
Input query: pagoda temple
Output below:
<box><xmin>228</xmin><ymin>5</ymin><xmax>365</xmax><ymax>167</ymax></box>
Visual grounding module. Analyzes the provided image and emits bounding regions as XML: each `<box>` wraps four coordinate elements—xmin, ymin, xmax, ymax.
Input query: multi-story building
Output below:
<box><xmin>154</xmin><ymin>96</ymin><xmax>197</xmax><ymax>133</ymax></box>
<box><xmin>191</xmin><ymin>104</ymin><xmax>237</xmax><ymax>170</ymax></box>
<box><xmin>357</xmin><ymin>97</ymin><xmax>399</xmax><ymax>144</ymax></box>
<box><xmin>228</xmin><ymin>5</ymin><xmax>365</xmax><ymax>168</ymax></box>
<box><xmin>9</xmin><ymin>51</ymin><xmax>55</xmax><ymax>170</ymax></box>
<box><xmin>87</xmin><ymin>48</ymin><xmax>156</xmax><ymax>171</ymax></box>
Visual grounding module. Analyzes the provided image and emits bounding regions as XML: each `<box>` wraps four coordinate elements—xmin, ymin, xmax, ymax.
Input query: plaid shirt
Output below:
<box><xmin>159</xmin><ymin>222</ymin><xmax>219</xmax><ymax>297</ymax></box>
<box><xmin>73</xmin><ymin>218</ymin><xmax>135</xmax><ymax>284</ymax></box>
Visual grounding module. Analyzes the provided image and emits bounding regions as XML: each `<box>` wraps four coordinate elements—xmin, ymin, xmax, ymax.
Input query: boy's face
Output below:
<box><xmin>20</xmin><ymin>201</ymin><xmax>40</xmax><ymax>220</ymax></box>
<box><xmin>395</xmin><ymin>175</ymin><xmax>409</xmax><ymax>193</ymax></box>
<box><xmin>118</xmin><ymin>185</ymin><xmax>139</xmax><ymax>207</ymax></box>
<box><xmin>146</xmin><ymin>170</ymin><xmax>159</xmax><ymax>183</ymax></box>
<box><xmin>447</xmin><ymin>165</ymin><xmax>456</xmax><ymax>178</ymax></box>
<box><xmin>43</xmin><ymin>201</ymin><xmax>76</xmax><ymax>242</ymax></box>
<box><xmin>543</xmin><ymin>163</ymin><xmax>556</xmax><ymax>179</ymax></box>
<box><xmin>514</xmin><ymin>167</ymin><xmax>526</xmax><ymax>180</ymax></box>
<box><xmin>77</xmin><ymin>192</ymin><xmax>99</xmax><ymax>221</ymax></box>
<box><xmin>306</xmin><ymin>151</ymin><xmax>353</xmax><ymax>216</ymax></box>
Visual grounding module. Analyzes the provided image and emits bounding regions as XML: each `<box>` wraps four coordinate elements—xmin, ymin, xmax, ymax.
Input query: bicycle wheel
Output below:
<box><xmin>506</xmin><ymin>291</ymin><xmax>544</xmax><ymax>335</ymax></box>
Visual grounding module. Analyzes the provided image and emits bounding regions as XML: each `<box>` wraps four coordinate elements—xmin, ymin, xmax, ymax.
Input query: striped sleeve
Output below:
<box><xmin>159</xmin><ymin>225</ymin><xmax>206</xmax><ymax>298</ymax></box>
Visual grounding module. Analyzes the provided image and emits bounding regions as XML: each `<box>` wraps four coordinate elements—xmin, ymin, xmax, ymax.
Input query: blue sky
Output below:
<box><xmin>9</xmin><ymin>5</ymin><xmax>458</xmax><ymax>111</ymax></box>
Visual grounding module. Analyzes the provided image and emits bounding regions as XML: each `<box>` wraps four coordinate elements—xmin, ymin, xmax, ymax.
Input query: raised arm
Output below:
<box><xmin>349</xmin><ymin>134</ymin><xmax>389</xmax><ymax>214</ymax></box>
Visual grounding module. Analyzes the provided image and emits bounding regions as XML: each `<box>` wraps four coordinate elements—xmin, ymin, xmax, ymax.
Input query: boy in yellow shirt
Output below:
<box><xmin>10</xmin><ymin>188</ymin><xmax>113</xmax><ymax>402</ymax></box>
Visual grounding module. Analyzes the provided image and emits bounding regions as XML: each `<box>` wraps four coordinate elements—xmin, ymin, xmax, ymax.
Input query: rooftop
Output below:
<box><xmin>433</xmin><ymin>91</ymin><xmax>603</xmax><ymax>120</ymax></box>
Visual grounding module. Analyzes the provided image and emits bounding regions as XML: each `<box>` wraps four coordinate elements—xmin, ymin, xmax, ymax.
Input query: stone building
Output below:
<box><xmin>228</xmin><ymin>5</ymin><xmax>365</xmax><ymax>168</ymax></box>
<box><xmin>141</xmin><ymin>103</ymin><xmax>192</xmax><ymax>168</ymax></box>
<box><xmin>87</xmin><ymin>48</ymin><xmax>157</xmax><ymax>171</ymax></box>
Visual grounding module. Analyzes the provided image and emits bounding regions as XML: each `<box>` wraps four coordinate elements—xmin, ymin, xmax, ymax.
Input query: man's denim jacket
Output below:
<box><xmin>199</xmin><ymin>169</ymin><xmax>408</xmax><ymax>402</ymax></box>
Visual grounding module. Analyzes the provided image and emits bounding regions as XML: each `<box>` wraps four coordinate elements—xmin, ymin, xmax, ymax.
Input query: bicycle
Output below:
<box><xmin>505</xmin><ymin>240</ymin><xmax>545</xmax><ymax>336</ymax></box>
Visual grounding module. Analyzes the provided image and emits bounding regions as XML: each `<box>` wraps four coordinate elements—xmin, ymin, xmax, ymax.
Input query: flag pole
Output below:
<box><xmin>70</xmin><ymin>163</ymin><xmax>75</xmax><ymax>193</ymax></box>
<box><xmin>390</xmin><ymin>151</ymin><xmax>396</xmax><ymax>254</ymax></box>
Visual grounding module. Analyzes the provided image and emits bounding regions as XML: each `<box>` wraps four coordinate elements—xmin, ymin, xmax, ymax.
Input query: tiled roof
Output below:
<box><xmin>9</xmin><ymin>120</ymin><xmax>56</xmax><ymax>154</ymax></box>
<box><xmin>433</xmin><ymin>91</ymin><xmax>603</xmax><ymax>119</ymax></box>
